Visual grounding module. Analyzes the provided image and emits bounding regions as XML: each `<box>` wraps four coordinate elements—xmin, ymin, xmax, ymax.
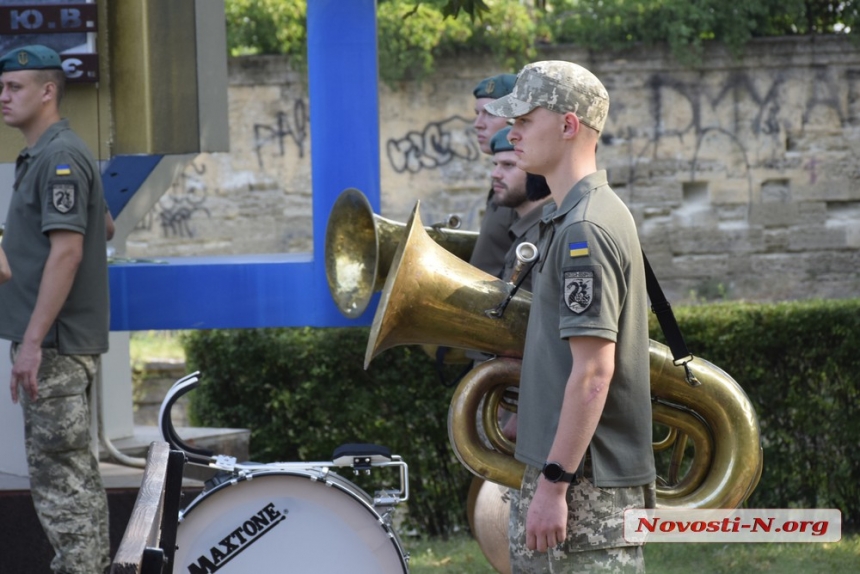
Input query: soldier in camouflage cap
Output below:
<box><xmin>484</xmin><ymin>60</ymin><xmax>610</xmax><ymax>133</ymax></box>
<box><xmin>486</xmin><ymin>61</ymin><xmax>657</xmax><ymax>574</ymax></box>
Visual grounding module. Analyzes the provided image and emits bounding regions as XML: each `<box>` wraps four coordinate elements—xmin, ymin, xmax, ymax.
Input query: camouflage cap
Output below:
<box><xmin>0</xmin><ymin>45</ymin><xmax>63</xmax><ymax>73</ymax></box>
<box><xmin>489</xmin><ymin>127</ymin><xmax>514</xmax><ymax>154</ymax></box>
<box><xmin>484</xmin><ymin>61</ymin><xmax>609</xmax><ymax>133</ymax></box>
<box><xmin>473</xmin><ymin>73</ymin><xmax>517</xmax><ymax>99</ymax></box>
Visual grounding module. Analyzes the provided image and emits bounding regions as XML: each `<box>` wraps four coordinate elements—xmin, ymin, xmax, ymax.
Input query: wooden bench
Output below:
<box><xmin>110</xmin><ymin>441</ymin><xmax>186</xmax><ymax>574</ymax></box>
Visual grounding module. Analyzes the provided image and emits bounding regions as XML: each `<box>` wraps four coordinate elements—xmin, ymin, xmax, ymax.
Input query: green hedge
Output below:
<box><xmin>183</xmin><ymin>327</ymin><xmax>472</xmax><ymax>537</ymax></box>
<box><xmin>183</xmin><ymin>299</ymin><xmax>860</xmax><ymax>535</ymax></box>
<box><xmin>649</xmin><ymin>299</ymin><xmax>860</xmax><ymax>527</ymax></box>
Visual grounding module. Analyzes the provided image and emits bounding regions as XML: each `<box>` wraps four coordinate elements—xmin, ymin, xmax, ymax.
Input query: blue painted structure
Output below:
<box><xmin>108</xmin><ymin>0</ymin><xmax>380</xmax><ymax>330</ymax></box>
<box><xmin>102</xmin><ymin>155</ymin><xmax>163</xmax><ymax>217</ymax></box>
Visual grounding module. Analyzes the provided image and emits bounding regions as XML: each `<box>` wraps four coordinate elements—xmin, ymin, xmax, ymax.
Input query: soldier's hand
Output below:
<box><xmin>525</xmin><ymin>479</ymin><xmax>568</xmax><ymax>552</ymax></box>
<box><xmin>10</xmin><ymin>343</ymin><xmax>41</xmax><ymax>403</ymax></box>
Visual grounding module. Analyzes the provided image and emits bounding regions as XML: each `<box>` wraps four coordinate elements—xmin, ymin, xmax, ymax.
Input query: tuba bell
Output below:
<box><xmin>325</xmin><ymin>188</ymin><xmax>478</xmax><ymax>318</ymax></box>
<box><xmin>366</xmin><ymin>202</ymin><xmax>763</xmax><ymax>510</ymax></box>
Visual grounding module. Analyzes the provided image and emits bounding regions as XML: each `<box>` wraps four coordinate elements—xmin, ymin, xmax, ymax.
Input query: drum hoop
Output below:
<box><xmin>181</xmin><ymin>470</ymin><xmax>399</xmax><ymax>534</ymax></box>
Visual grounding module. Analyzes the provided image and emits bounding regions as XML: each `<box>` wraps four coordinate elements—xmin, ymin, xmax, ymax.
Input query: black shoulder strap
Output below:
<box><xmin>642</xmin><ymin>251</ymin><xmax>700</xmax><ymax>386</ymax></box>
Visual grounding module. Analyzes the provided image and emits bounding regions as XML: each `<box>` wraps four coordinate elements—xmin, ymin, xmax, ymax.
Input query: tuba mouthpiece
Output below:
<box><xmin>509</xmin><ymin>242</ymin><xmax>538</xmax><ymax>286</ymax></box>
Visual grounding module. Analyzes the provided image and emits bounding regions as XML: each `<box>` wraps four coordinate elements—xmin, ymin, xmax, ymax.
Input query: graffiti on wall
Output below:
<box><xmin>603</xmin><ymin>68</ymin><xmax>853</xmax><ymax>190</ymax></box>
<box><xmin>386</xmin><ymin>115</ymin><xmax>480</xmax><ymax>174</ymax></box>
<box><xmin>135</xmin><ymin>159</ymin><xmax>211</xmax><ymax>238</ymax></box>
<box><xmin>253</xmin><ymin>99</ymin><xmax>308</xmax><ymax>169</ymax></box>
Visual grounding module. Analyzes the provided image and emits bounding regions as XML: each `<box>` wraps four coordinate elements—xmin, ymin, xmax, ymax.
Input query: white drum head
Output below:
<box><xmin>174</xmin><ymin>471</ymin><xmax>407</xmax><ymax>573</ymax></box>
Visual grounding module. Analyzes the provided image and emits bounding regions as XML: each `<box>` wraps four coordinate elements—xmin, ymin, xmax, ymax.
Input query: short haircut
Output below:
<box><xmin>35</xmin><ymin>68</ymin><xmax>66</xmax><ymax>105</ymax></box>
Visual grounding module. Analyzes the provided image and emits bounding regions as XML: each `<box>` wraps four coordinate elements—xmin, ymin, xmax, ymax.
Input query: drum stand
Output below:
<box><xmin>157</xmin><ymin>372</ymin><xmax>412</xmax><ymax>573</ymax></box>
<box><xmin>158</xmin><ymin>371</ymin><xmax>409</xmax><ymax>504</ymax></box>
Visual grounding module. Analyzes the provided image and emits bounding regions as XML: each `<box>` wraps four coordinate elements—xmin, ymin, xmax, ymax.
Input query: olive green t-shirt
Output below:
<box><xmin>469</xmin><ymin>189</ymin><xmax>517</xmax><ymax>278</ymax></box>
<box><xmin>515</xmin><ymin>171</ymin><xmax>656</xmax><ymax>487</ymax></box>
<box><xmin>0</xmin><ymin>119</ymin><xmax>109</xmax><ymax>354</ymax></box>
<box><xmin>500</xmin><ymin>198</ymin><xmax>553</xmax><ymax>293</ymax></box>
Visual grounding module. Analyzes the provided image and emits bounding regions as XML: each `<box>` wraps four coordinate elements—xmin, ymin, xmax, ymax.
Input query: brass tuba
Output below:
<box><xmin>325</xmin><ymin>187</ymin><xmax>478</xmax><ymax>318</ymax></box>
<box><xmin>366</xmin><ymin>202</ymin><xmax>763</xmax><ymax>509</ymax></box>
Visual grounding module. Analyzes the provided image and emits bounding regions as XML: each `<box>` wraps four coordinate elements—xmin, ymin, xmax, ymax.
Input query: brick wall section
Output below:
<box><xmin>124</xmin><ymin>36</ymin><xmax>860</xmax><ymax>303</ymax></box>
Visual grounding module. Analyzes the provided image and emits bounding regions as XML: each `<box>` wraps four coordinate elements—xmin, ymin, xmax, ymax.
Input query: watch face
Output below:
<box><xmin>543</xmin><ymin>462</ymin><xmax>564</xmax><ymax>481</ymax></box>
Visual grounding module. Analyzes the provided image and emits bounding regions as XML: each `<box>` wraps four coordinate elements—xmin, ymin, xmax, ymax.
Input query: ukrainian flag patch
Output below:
<box><xmin>569</xmin><ymin>241</ymin><xmax>589</xmax><ymax>258</ymax></box>
<box><xmin>55</xmin><ymin>164</ymin><xmax>71</xmax><ymax>176</ymax></box>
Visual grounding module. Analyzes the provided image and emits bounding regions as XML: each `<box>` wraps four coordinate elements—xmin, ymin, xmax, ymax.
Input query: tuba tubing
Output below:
<box><xmin>449</xmin><ymin>347</ymin><xmax>763</xmax><ymax>509</ymax></box>
<box><xmin>367</xmin><ymin>203</ymin><xmax>763</xmax><ymax>509</ymax></box>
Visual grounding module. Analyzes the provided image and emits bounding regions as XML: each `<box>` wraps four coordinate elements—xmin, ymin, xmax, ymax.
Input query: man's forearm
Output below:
<box><xmin>545</xmin><ymin>337</ymin><xmax>615</xmax><ymax>473</ymax></box>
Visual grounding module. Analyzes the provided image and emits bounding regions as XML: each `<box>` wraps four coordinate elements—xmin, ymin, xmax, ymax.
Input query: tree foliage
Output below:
<box><xmin>549</xmin><ymin>0</ymin><xmax>859</xmax><ymax>62</ymax></box>
<box><xmin>225</xmin><ymin>0</ymin><xmax>306</xmax><ymax>59</ymax></box>
<box><xmin>223</xmin><ymin>0</ymin><xmax>859</xmax><ymax>82</ymax></box>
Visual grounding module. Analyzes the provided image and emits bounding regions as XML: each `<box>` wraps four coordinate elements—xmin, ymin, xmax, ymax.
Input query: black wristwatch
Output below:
<box><xmin>541</xmin><ymin>461</ymin><xmax>578</xmax><ymax>483</ymax></box>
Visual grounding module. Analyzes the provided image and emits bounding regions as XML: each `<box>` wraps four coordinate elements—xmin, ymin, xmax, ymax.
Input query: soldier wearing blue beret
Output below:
<box><xmin>0</xmin><ymin>45</ymin><xmax>110</xmax><ymax>574</ymax></box>
<box><xmin>468</xmin><ymin>73</ymin><xmax>520</xmax><ymax>278</ymax></box>
<box><xmin>488</xmin><ymin>126</ymin><xmax>552</xmax><ymax>295</ymax></box>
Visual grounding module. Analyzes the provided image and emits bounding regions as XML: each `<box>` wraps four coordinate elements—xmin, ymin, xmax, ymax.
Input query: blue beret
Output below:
<box><xmin>473</xmin><ymin>73</ymin><xmax>517</xmax><ymax>99</ymax></box>
<box><xmin>0</xmin><ymin>45</ymin><xmax>63</xmax><ymax>74</ymax></box>
<box><xmin>490</xmin><ymin>127</ymin><xmax>514</xmax><ymax>154</ymax></box>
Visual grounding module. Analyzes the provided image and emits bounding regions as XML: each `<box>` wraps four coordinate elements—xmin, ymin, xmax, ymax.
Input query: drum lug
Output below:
<box><xmin>374</xmin><ymin>491</ymin><xmax>403</xmax><ymax>507</ymax></box>
<box><xmin>211</xmin><ymin>454</ymin><xmax>237</xmax><ymax>471</ymax></box>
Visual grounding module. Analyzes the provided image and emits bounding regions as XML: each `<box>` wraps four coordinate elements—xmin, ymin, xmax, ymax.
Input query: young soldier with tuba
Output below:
<box><xmin>485</xmin><ymin>61</ymin><xmax>657</xmax><ymax>573</ymax></box>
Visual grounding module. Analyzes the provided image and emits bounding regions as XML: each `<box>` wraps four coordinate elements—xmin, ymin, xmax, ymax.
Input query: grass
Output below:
<box><xmin>402</xmin><ymin>533</ymin><xmax>860</xmax><ymax>573</ymax></box>
<box><xmin>643</xmin><ymin>535</ymin><xmax>860</xmax><ymax>573</ymax></box>
<box><xmin>129</xmin><ymin>330</ymin><xmax>187</xmax><ymax>367</ymax></box>
<box><xmin>130</xmin><ymin>331</ymin><xmax>860</xmax><ymax>572</ymax></box>
<box><xmin>403</xmin><ymin>534</ymin><xmax>498</xmax><ymax>573</ymax></box>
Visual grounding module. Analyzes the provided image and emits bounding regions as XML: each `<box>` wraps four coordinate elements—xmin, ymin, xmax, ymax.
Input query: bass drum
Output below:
<box><xmin>173</xmin><ymin>470</ymin><xmax>409</xmax><ymax>573</ymax></box>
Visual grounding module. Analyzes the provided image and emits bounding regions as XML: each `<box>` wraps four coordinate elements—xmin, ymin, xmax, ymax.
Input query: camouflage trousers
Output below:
<box><xmin>13</xmin><ymin>345</ymin><xmax>110</xmax><ymax>574</ymax></box>
<box><xmin>509</xmin><ymin>464</ymin><xmax>656</xmax><ymax>573</ymax></box>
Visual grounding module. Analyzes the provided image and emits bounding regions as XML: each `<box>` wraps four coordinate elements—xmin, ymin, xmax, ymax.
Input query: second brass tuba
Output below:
<box><xmin>366</xmin><ymin>203</ymin><xmax>763</xmax><ymax>509</ymax></box>
<box><xmin>325</xmin><ymin>188</ymin><xmax>478</xmax><ymax>318</ymax></box>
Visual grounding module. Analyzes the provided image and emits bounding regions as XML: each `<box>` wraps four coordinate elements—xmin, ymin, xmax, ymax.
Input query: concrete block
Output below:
<box><xmin>749</xmin><ymin>202</ymin><xmax>800</xmax><ymax>228</ymax></box>
<box><xmin>672</xmin><ymin>208</ymin><xmax>719</xmax><ymax>229</ymax></box>
<box><xmin>669</xmin><ymin>254</ymin><xmax>731</xmax><ymax>278</ymax></box>
<box><xmin>709</xmin><ymin>179</ymin><xmax>753</xmax><ymax>205</ymax></box>
<box><xmin>787</xmin><ymin>225</ymin><xmax>847</xmax><ymax>251</ymax></box>
<box><xmin>798</xmin><ymin>202</ymin><xmax>828</xmax><ymax>225</ymax></box>
<box><xmin>670</xmin><ymin>226</ymin><xmax>763</xmax><ymax>255</ymax></box>
<box><xmin>630</xmin><ymin>179</ymin><xmax>684</xmax><ymax>204</ymax></box>
<box><xmin>763</xmin><ymin>228</ymin><xmax>791</xmax><ymax>252</ymax></box>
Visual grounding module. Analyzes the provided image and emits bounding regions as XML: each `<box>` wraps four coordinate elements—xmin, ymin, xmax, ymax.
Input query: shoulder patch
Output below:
<box><xmin>55</xmin><ymin>164</ymin><xmax>71</xmax><ymax>176</ymax></box>
<box><xmin>52</xmin><ymin>182</ymin><xmax>76</xmax><ymax>213</ymax></box>
<box><xmin>563</xmin><ymin>267</ymin><xmax>600</xmax><ymax>314</ymax></box>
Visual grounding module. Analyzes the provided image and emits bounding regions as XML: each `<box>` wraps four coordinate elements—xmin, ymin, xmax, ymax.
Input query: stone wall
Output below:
<box><xmin>124</xmin><ymin>36</ymin><xmax>860</xmax><ymax>303</ymax></box>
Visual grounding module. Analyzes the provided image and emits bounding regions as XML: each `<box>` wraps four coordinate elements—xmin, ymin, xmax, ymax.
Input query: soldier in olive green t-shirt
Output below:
<box><xmin>0</xmin><ymin>45</ymin><xmax>110</xmax><ymax>574</ymax></box>
<box><xmin>486</xmin><ymin>61</ymin><xmax>656</xmax><ymax>573</ymax></box>
<box><xmin>469</xmin><ymin>73</ymin><xmax>519</xmax><ymax>277</ymax></box>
